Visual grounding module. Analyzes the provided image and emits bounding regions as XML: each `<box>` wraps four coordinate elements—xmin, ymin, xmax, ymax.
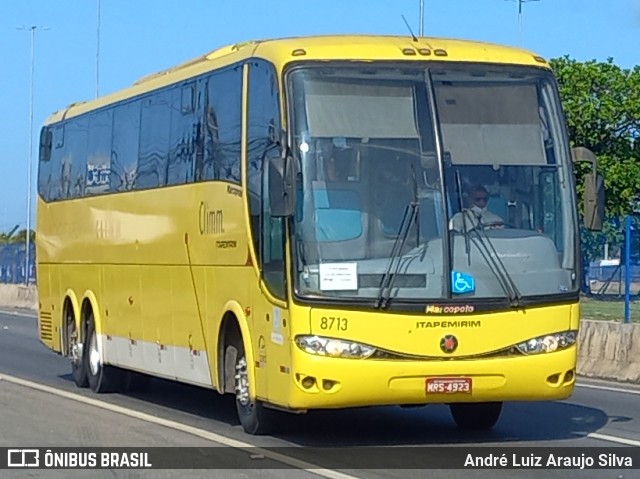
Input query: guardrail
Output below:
<box><xmin>578</xmin><ymin>320</ymin><xmax>640</xmax><ymax>383</ymax></box>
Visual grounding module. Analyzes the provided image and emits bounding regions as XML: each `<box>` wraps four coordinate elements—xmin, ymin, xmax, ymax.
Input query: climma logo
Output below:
<box><xmin>8</xmin><ymin>449</ymin><xmax>39</xmax><ymax>468</ymax></box>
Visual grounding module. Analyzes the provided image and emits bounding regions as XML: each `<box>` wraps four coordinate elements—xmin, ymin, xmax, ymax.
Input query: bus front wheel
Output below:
<box><xmin>232</xmin><ymin>343</ymin><xmax>274</xmax><ymax>435</ymax></box>
<box><xmin>449</xmin><ymin>402</ymin><xmax>502</xmax><ymax>430</ymax></box>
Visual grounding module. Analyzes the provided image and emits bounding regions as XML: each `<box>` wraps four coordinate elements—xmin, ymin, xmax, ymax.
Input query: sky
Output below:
<box><xmin>1</xmin><ymin>0</ymin><xmax>639</xmax><ymax>233</ymax></box>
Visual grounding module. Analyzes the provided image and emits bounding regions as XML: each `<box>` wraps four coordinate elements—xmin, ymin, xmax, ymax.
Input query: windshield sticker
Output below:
<box><xmin>451</xmin><ymin>271</ymin><xmax>475</xmax><ymax>294</ymax></box>
<box><xmin>271</xmin><ymin>308</ymin><xmax>284</xmax><ymax>345</ymax></box>
<box><xmin>319</xmin><ymin>263</ymin><xmax>358</xmax><ymax>291</ymax></box>
<box><xmin>256</xmin><ymin>336</ymin><xmax>267</xmax><ymax>368</ymax></box>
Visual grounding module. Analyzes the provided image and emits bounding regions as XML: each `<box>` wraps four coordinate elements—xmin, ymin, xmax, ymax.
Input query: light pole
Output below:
<box><xmin>96</xmin><ymin>0</ymin><xmax>101</xmax><ymax>97</ymax></box>
<box><xmin>419</xmin><ymin>0</ymin><xmax>424</xmax><ymax>37</ymax></box>
<box><xmin>17</xmin><ymin>25</ymin><xmax>49</xmax><ymax>284</ymax></box>
<box><xmin>506</xmin><ymin>0</ymin><xmax>540</xmax><ymax>45</ymax></box>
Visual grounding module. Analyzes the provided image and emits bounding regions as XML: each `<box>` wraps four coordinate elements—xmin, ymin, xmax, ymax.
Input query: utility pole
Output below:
<box><xmin>17</xmin><ymin>25</ymin><xmax>49</xmax><ymax>284</ymax></box>
<box><xmin>419</xmin><ymin>0</ymin><xmax>425</xmax><ymax>37</ymax></box>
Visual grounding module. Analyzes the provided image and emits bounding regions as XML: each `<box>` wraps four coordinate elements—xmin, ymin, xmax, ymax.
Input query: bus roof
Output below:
<box><xmin>44</xmin><ymin>34</ymin><xmax>549</xmax><ymax>124</ymax></box>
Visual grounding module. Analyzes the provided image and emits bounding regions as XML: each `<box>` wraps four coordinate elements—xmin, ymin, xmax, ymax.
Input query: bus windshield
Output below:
<box><xmin>287</xmin><ymin>63</ymin><xmax>577</xmax><ymax>304</ymax></box>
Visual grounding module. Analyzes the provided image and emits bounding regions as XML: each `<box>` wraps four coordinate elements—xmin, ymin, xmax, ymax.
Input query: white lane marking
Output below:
<box><xmin>587</xmin><ymin>432</ymin><xmax>640</xmax><ymax>447</ymax></box>
<box><xmin>5</xmin><ymin>312</ymin><xmax>640</xmax><ymax>458</ymax></box>
<box><xmin>577</xmin><ymin>382</ymin><xmax>640</xmax><ymax>396</ymax></box>
<box><xmin>0</xmin><ymin>373</ymin><xmax>359</xmax><ymax>479</ymax></box>
<box><xmin>0</xmin><ymin>310</ymin><xmax>36</xmax><ymax>319</ymax></box>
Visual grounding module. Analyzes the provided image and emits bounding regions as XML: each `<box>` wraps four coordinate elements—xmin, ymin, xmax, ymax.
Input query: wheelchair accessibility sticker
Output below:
<box><xmin>451</xmin><ymin>271</ymin><xmax>475</xmax><ymax>294</ymax></box>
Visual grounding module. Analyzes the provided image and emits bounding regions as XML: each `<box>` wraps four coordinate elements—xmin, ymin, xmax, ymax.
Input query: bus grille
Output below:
<box><xmin>39</xmin><ymin>311</ymin><xmax>53</xmax><ymax>341</ymax></box>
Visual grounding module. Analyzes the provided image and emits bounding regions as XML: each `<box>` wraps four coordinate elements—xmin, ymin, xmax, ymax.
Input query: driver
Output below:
<box><xmin>449</xmin><ymin>185</ymin><xmax>503</xmax><ymax>232</ymax></box>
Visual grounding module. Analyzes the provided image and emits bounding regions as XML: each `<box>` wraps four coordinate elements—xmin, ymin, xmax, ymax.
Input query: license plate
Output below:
<box><xmin>426</xmin><ymin>377</ymin><xmax>472</xmax><ymax>394</ymax></box>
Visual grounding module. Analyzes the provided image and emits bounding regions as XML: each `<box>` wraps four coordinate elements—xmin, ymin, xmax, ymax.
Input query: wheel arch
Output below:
<box><xmin>216</xmin><ymin>301</ymin><xmax>255</xmax><ymax>398</ymax></box>
<box><xmin>61</xmin><ymin>289</ymin><xmax>81</xmax><ymax>355</ymax></box>
<box><xmin>80</xmin><ymin>290</ymin><xmax>105</xmax><ymax>364</ymax></box>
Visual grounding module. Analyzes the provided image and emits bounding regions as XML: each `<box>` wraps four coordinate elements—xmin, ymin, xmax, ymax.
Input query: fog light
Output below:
<box><xmin>547</xmin><ymin>373</ymin><xmax>560</xmax><ymax>384</ymax></box>
<box><xmin>564</xmin><ymin>370</ymin><xmax>574</xmax><ymax>383</ymax></box>
<box><xmin>301</xmin><ymin>376</ymin><xmax>316</xmax><ymax>389</ymax></box>
<box><xmin>322</xmin><ymin>379</ymin><xmax>335</xmax><ymax>390</ymax></box>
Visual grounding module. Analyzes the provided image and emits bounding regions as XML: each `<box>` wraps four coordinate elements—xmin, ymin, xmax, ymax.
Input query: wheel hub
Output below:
<box><xmin>89</xmin><ymin>331</ymin><xmax>100</xmax><ymax>376</ymax></box>
<box><xmin>234</xmin><ymin>357</ymin><xmax>251</xmax><ymax>406</ymax></box>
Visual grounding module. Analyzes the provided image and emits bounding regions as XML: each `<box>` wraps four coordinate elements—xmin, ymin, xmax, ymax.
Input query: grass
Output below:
<box><xmin>580</xmin><ymin>296</ymin><xmax>640</xmax><ymax>323</ymax></box>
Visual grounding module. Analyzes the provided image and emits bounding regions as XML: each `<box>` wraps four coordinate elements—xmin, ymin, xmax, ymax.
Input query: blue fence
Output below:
<box><xmin>0</xmin><ymin>243</ymin><xmax>36</xmax><ymax>284</ymax></box>
<box><xmin>588</xmin><ymin>262</ymin><xmax>640</xmax><ymax>282</ymax></box>
<box><xmin>0</xmin><ymin>243</ymin><xmax>636</xmax><ymax>291</ymax></box>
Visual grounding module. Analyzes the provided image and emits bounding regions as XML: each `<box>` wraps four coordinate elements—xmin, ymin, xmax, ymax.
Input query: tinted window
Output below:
<box><xmin>62</xmin><ymin>116</ymin><xmax>89</xmax><ymax>199</ymax></box>
<box><xmin>111</xmin><ymin>101</ymin><xmax>141</xmax><ymax>192</ymax></box>
<box><xmin>39</xmin><ymin>62</ymin><xmax>247</xmax><ymax>200</ymax></box>
<box><xmin>138</xmin><ymin>90</ymin><xmax>172</xmax><ymax>189</ymax></box>
<box><xmin>167</xmin><ymin>83</ymin><xmax>197</xmax><ymax>185</ymax></box>
<box><xmin>199</xmin><ymin>67</ymin><xmax>242</xmax><ymax>182</ymax></box>
<box><xmin>37</xmin><ymin>126</ymin><xmax>65</xmax><ymax>201</ymax></box>
<box><xmin>85</xmin><ymin>110</ymin><xmax>113</xmax><ymax>195</ymax></box>
<box><xmin>246</xmin><ymin>60</ymin><xmax>284</xmax><ymax>298</ymax></box>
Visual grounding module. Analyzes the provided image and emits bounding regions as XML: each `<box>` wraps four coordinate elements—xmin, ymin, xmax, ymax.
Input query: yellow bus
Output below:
<box><xmin>36</xmin><ymin>35</ymin><xmax>603</xmax><ymax>435</ymax></box>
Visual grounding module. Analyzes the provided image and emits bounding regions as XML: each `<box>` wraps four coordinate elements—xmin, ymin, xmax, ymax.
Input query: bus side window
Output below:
<box><xmin>246</xmin><ymin>60</ymin><xmax>284</xmax><ymax>298</ymax></box>
<box><xmin>138</xmin><ymin>91</ymin><xmax>171</xmax><ymax>189</ymax></box>
<box><xmin>201</xmin><ymin>67</ymin><xmax>242</xmax><ymax>183</ymax></box>
<box><xmin>62</xmin><ymin>116</ymin><xmax>89</xmax><ymax>199</ymax></box>
<box><xmin>166</xmin><ymin>83</ymin><xmax>197</xmax><ymax>186</ymax></box>
<box><xmin>38</xmin><ymin>126</ymin><xmax>64</xmax><ymax>201</ymax></box>
<box><xmin>111</xmin><ymin>101</ymin><xmax>141</xmax><ymax>192</ymax></box>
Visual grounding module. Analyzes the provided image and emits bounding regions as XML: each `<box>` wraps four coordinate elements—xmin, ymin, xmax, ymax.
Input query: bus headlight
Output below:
<box><xmin>516</xmin><ymin>330</ymin><xmax>577</xmax><ymax>355</ymax></box>
<box><xmin>295</xmin><ymin>335</ymin><xmax>376</xmax><ymax>359</ymax></box>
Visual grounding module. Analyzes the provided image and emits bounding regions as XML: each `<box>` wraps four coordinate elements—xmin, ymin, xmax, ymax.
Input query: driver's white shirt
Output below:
<box><xmin>449</xmin><ymin>208</ymin><xmax>503</xmax><ymax>232</ymax></box>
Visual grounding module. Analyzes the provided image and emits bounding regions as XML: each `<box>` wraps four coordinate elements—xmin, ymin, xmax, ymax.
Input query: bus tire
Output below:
<box><xmin>449</xmin><ymin>402</ymin><xmax>502</xmax><ymax>430</ymax></box>
<box><xmin>231</xmin><ymin>342</ymin><xmax>274</xmax><ymax>435</ymax></box>
<box><xmin>66</xmin><ymin>307</ymin><xmax>88</xmax><ymax>388</ymax></box>
<box><xmin>85</xmin><ymin>311</ymin><xmax>123</xmax><ymax>393</ymax></box>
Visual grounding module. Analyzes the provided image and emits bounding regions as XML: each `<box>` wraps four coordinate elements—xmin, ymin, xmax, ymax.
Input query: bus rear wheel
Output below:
<box><xmin>67</xmin><ymin>309</ymin><xmax>88</xmax><ymax>388</ymax></box>
<box><xmin>232</xmin><ymin>343</ymin><xmax>275</xmax><ymax>435</ymax></box>
<box><xmin>85</xmin><ymin>312</ymin><xmax>124</xmax><ymax>393</ymax></box>
<box><xmin>449</xmin><ymin>402</ymin><xmax>502</xmax><ymax>430</ymax></box>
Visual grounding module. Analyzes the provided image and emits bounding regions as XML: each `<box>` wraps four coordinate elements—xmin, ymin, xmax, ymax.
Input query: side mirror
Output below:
<box><xmin>268</xmin><ymin>149</ymin><xmax>296</xmax><ymax>217</ymax></box>
<box><xmin>39</xmin><ymin>128</ymin><xmax>52</xmax><ymax>162</ymax></box>
<box><xmin>583</xmin><ymin>172</ymin><xmax>605</xmax><ymax>231</ymax></box>
<box><xmin>572</xmin><ymin>147</ymin><xmax>604</xmax><ymax>231</ymax></box>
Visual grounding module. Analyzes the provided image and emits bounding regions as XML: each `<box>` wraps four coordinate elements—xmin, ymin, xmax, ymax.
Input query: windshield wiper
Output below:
<box><xmin>454</xmin><ymin>170</ymin><xmax>472</xmax><ymax>265</ymax></box>
<box><xmin>466</xmin><ymin>222</ymin><xmax>524</xmax><ymax>308</ymax></box>
<box><xmin>376</xmin><ymin>167</ymin><xmax>420</xmax><ymax>309</ymax></box>
<box><xmin>451</xmin><ymin>171</ymin><xmax>522</xmax><ymax>307</ymax></box>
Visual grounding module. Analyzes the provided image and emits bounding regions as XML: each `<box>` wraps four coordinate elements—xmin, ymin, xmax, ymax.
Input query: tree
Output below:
<box><xmin>0</xmin><ymin>227</ymin><xmax>34</xmax><ymax>245</ymax></box>
<box><xmin>550</xmin><ymin>57</ymin><xmax>640</xmax><ymax>261</ymax></box>
<box><xmin>11</xmin><ymin>229</ymin><xmax>36</xmax><ymax>244</ymax></box>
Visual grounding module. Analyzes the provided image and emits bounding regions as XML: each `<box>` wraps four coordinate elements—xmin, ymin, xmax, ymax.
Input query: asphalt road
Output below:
<box><xmin>1</xmin><ymin>308</ymin><xmax>639</xmax><ymax>479</ymax></box>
